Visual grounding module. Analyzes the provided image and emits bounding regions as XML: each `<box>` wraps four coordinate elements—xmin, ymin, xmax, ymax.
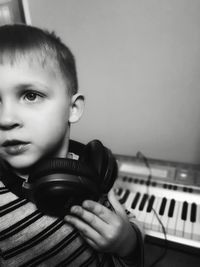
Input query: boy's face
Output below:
<box><xmin>0</xmin><ymin>59</ymin><xmax>79</xmax><ymax>172</ymax></box>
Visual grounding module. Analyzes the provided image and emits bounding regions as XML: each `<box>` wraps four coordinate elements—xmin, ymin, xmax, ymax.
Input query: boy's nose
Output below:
<box><xmin>0</xmin><ymin>105</ymin><xmax>21</xmax><ymax>130</ymax></box>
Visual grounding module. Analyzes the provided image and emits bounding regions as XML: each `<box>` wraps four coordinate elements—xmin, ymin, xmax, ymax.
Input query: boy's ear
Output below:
<box><xmin>69</xmin><ymin>93</ymin><xmax>85</xmax><ymax>123</ymax></box>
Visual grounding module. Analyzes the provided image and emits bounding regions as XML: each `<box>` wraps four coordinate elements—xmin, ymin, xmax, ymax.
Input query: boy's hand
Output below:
<box><xmin>64</xmin><ymin>189</ymin><xmax>137</xmax><ymax>258</ymax></box>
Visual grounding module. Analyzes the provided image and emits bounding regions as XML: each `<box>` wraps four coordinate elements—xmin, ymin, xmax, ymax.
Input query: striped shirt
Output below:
<box><xmin>0</xmin><ymin>178</ymin><xmax>141</xmax><ymax>266</ymax></box>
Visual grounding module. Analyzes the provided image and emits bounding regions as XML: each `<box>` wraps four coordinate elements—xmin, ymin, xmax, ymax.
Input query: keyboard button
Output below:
<box><xmin>181</xmin><ymin>201</ymin><xmax>188</xmax><ymax>221</ymax></box>
<box><xmin>166</xmin><ymin>200</ymin><xmax>180</xmax><ymax>235</ymax></box>
<box><xmin>139</xmin><ymin>194</ymin><xmax>148</xmax><ymax>211</ymax></box>
<box><xmin>130</xmin><ymin>193</ymin><xmax>145</xmax><ymax>220</ymax></box>
<box><xmin>151</xmin><ymin>197</ymin><xmax>163</xmax><ymax>231</ymax></box>
<box><xmin>158</xmin><ymin>198</ymin><xmax>171</xmax><ymax>232</ymax></box>
<box><xmin>145</xmin><ymin>197</ymin><xmax>161</xmax><ymax>229</ymax></box>
<box><xmin>192</xmin><ymin>205</ymin><xmax>200</xmax><ymax>241</ymax></box>
<box><xmin>131</xmin><ymin>192</ymin><xmax>141</xmax><ymax>209</ymax></box>
<box><xmin>190</xmin><ymin>203</ymin><xmax>197</xmax><ymax>223</ymax></box>
<box><xmin>175</xmin><ymin>202</ymin><xmax>185</xmax><ymax>237</ymax></box>
<box><xmin>159</xmin><ymin>197</ymin><xmax>167</xmax><ymax>216</ymax></box>
<box><xmin>168</xmin><ymin>199</ymin><xmax>175</xmax><ymax>217</ymax></box>
<box><xmin>137</xmin><ymin>196</ymin><xmax>150</xmax><ymax>223</ymax></box>
<box><xmin>183</xmin><ymin>203</ymin><xmax>193</xmax><ymax>239</ymax></box>
<box><xmin>146</xmin><ymin>195</ymin><xmax>155</xmax><ymax>213</ymax></box>
<box><xmin>119</xmin><ymin>190</ymin><xmax>130</xmax><ymax>204</ymax></box>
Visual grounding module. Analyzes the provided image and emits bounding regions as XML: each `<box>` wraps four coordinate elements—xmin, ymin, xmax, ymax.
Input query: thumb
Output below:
<box><xmin>108</xmin><ymin>189</ymin><xmax>128</xmax><ymax>219</ymax></box>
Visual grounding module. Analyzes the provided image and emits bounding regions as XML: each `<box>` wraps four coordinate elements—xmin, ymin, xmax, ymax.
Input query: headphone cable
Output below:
<box><xmin>136</xmin><ymin>151</ymin><xmax>168</xmax><ymax>267</ymax></box>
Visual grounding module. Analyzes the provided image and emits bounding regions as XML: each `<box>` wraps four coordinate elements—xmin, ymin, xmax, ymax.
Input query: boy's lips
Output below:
<box><xmin>2</xmin><ymin>140</ymin><xmax>30</xmax><ymax>155</ymax></box>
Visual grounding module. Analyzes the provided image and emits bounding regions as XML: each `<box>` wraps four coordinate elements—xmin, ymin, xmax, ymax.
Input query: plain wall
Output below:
<box><xmin>27</xmin><ymin>0</ymin><xmax>200</xmax><ymax>164</ymax></box>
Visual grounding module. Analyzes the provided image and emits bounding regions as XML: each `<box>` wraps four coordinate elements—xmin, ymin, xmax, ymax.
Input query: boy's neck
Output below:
<box><xmin>13</xmin><ymin>151</ymin><xmax>78</xmax><ymax>179</ymax></box>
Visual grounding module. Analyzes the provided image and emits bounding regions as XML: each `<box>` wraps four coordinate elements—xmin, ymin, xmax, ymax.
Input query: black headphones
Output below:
<box><xmin>2</xmin><ymin>139</ymin><xmax>117</xmax><ymax>217</ymax></box>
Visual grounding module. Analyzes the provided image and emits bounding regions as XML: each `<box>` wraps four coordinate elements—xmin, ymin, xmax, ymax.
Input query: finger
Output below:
<box><xmin>82</xmin><ymin>200</ymin><xmax>117</xmax><ymax>224</ymax></box>
<box><xmin>64</xmin><ymin>213</ymin><xmax>102</xmax><ymax>241</ymax></box>
<box><xmin>69</xmin><ymin>205</ymin><xmax>110</xmax><ymax>234</ymax></box>
<box><xmin>82</xmin><ymin>236</ymin><xmax>99</xmax><ymax>250</ymax></box>
<box><xmin>108</xmin><ymin>189</ymin><xmax>127</xmax><ymax>218</ymax></box>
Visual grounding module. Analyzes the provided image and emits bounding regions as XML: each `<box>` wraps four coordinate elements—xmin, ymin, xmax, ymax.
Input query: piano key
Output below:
<box><xmin>146</xmin><ymin>195</ymin><xmax>155</xmax><ymax>213</ymax></box>
<box><xmin>151</xmin><ymin>197</ymin><xmax>164</xmax><ymax>231</ymax></box>
<box><xmin>158</xmin><ymin>198</ymin><xmax>171</xmax><ymax>231</ymax></box>
<box><xmin>181</xmin><ymin>201</ymin><xmax>188</xmax><ymax>221</ymax></box>
<box><xmin>129</xmin><ymin>192</ymin><xmax>145</xmax><ymax>220</ymax></box>
<box><xmin>192</xmin><ymin>205</ymin><xmax>200</xmax><ymax>241</ymax></box>
<box><xmin>139</xmin><ymin>194</ymin><xmax>148</xmax><ymax>211</ymax></box>
<box><xmin>137</xmin><ymin>195</ymin><xmax>150</xmax><ymax>223</ymax></box>
<box><xmin>166</xmin><ymin>200</ymin><xmax>180</xmax><ymax>235</ymax></box>
<box><xmin>119</xmin><ymin>189</ymin><xmax>130</xmax><ymax>204</ymax></box>
<box><xmin>115</xmin><ymin>187</ymin><xmax>123</xmax><ymax>196</ymax></box>
<box><xmin>183</xmin><ymin>203</ymin><xmax>193</xmax><ymax>239</ymax></box>
<box><xmin>168</xmin><ymin>199</ymin><xmax>175</xmax><ymax>218</ymax></box>
<box><xmin>144</xmin><ymin>197</ymin><xmax>161</xmax><ymax>229</ymax></box>
<box><xmin>190</xmin><ymin>203</ymin><xmax>197</xmax><ymax>223</ymax></box>
<box><xmin>159</xmin><ymin>197</ymin><xmax>167</xmax><ymax>216</ymax></box>
<box><xmin>175</xmin><ymin>201</ymin><xmax>185</xmax><ymax>237</ymax></box>
<box><xmin>131</xmin><ymin>192</ymin><xmax>141</xmax><ymax>209</ymax></box>
<box><xmin>130</xmin><ymin>193</ymin><xmax>148</xmax><ymax>221</ymax></box>
<box><xmin>123</xmin><ymin>191</ymin><xmax>138</xmax><ymax>211</ymax></box>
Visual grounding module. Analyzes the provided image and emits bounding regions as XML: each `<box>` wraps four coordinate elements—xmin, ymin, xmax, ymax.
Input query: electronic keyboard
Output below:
<box><xmin>114</xmin><ymin>155</ymin><xmax>200</xmax><ymax>254</ymax></box>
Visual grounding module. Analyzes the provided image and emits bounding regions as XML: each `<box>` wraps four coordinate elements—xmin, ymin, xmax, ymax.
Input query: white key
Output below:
<box><xmin>144</xmin><ymin>197</ymin><xmax>160</xmax><ymax>230</ymax></box>
<box><xmin>151</xmin><ymin>197</ymin><xmax>163</xmax><ymax>231</ymax></box>
<box><xmin>114</xmin><ymin>187</ymin><xmax>124</xmax><ymax>198</ymax></box>
<box><xmin>123</xmin><ymin>191</ymin><xmax>138</xmax><ymax>213</ymax></box>
<box><xmin>166</xmin><ymin>200</ymin><xmax>180</xmax><ymax>235</ymax></box>
<box><xmin>158</xmin><ymin>198</ymin><xmax>171</xmax><ymax>232</ymax></box>
<box><xmin>137</xmin><ymin>195</ymin><xmax>150</xmax><ymax>223</ymax></box>
<box><xmin>192</xmin><ymin>204</ymin><xmax>200</xmax><ymax>241</ymax></box>
<box><xmin>118</xmin><ymin>189</ymin><xmax>130</xmax><ymax>205</ymax></box>
<box><xmin>183</xmin><ymin>203</ymin><xmax>193</xmax><ymax>239</ymax></box>
<box><xmin>175</xmin><ymin>201</ymin><xmax>185</xmax><ymax>237</ymax></box>
<box><xmin>130</xmin><ymin>193</ymin><xmax>148</xmax><ymax>220</ymax></box>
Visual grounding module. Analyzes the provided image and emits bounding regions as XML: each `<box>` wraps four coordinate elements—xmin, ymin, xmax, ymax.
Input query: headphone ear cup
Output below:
<box><xmin>81</xmin><ymin>140</ymin><xmax>118</xmax><ymax>194</ymax></box>
<box><xmin>26</xmin><ymin>158</ymin><xmax>99</xmax><ymax>217</ymax></box>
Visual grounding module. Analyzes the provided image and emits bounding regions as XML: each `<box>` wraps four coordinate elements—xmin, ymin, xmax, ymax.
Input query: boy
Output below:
<box><xmin>0</xmin><ymin>24</ymin><xmax>143</xmax><ymax>266</ymax></box>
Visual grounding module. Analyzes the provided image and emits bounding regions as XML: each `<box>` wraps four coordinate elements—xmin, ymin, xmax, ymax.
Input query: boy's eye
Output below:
<box><xmin>23</xmin><ymin>91</ymin><xmax>43</xmax><ymax>102</ymax></box>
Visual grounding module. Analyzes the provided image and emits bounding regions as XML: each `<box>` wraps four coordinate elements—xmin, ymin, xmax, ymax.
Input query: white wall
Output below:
<box><xmin>27</xmin><ymin>0</ymin><xmax>200</xmax><ymax>164</ymax></box>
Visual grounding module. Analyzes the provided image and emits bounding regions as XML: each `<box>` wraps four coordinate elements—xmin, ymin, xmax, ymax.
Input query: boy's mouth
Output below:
<box><xmin>2</xmin><ymin>140</ymin><xmax>30</xmax><ymax>155</ymax></box>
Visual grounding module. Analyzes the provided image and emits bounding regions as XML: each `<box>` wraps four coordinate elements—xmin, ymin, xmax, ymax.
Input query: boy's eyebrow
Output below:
<box><xmin>14</xmin><ymin>82</ymin><xmax>49</xmax><ymax>91</ymax></box>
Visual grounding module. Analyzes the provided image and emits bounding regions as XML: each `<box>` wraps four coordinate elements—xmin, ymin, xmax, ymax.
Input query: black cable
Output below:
<box><xmin>136</xmin><ymin>151</ymin><xmax>168</xmax><ymax>267</ymax></box>
<box><xmin>148</xmin><ymin>208</ymin><xmax>168</xmax><ymax>267</ymax></box>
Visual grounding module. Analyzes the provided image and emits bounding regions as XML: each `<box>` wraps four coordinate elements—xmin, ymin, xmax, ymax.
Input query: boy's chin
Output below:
<box><xmin>5</xmin><ymin>156</ymin><xmax>40</xmax><ymax>174</ymax></box>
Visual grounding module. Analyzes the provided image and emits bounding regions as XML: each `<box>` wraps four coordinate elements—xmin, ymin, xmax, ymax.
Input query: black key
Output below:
<box><xmin>119</xmin><ymin>190</ymin><xmax>130</xmax><ymax>204</ymax></box>
<box><xmin>146</xmin><ymin>181</ymin><xmax>150</xmax><ymax>186</ymax></box>
<box><xmin>146</xmin><ymin>195</ymin><xmax>155</xmax><ymax>213</ymax></box>
<box><xmin>190</xmin><ymin>203</ymin><xmax>197</xmax><ymax>223</ymax></box>
<box><xmin>139</xmin><ymin>194</ymin><xmax>148</xmax><ymax>211</ymax></box>
<box><xmin>131</xmin><ymin>192</ymin><xmax>140</xmax><ymax>209</ymax></box>
<box><xmin>181</xmin><ymin>201</ymin><xmax>188</xmax><ymax>221</ymax></box>
<box><xmin>115</xmin><ymin>188</ymin><xmax>123</xmax><ymax>196</ymax></box>
<box><xmin>168</xmin><ymin>199</ymin><xmax>175</xmax><ymax>217</ymax></box>
<box><xmin>122</xmin><ymin>176</ymin><xmax>127</xmax><ymax>182</ymax></box>
<box><xmin>159</xmin><ymin>197</ymin><xmax>167</xmax><ymax>215</ymax></box>
<box><xmin>152</xmin><ymin>182</ymin><xmax>157</xmax><ymax>187</ymax></box>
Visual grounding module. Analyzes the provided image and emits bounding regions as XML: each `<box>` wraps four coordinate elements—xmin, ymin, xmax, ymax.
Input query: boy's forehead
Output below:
<box><xmin>0</xmin><ymin>59</ymin><xmax>69</xmax><ymax>94</ymax></box>
<box><xmin>0</xmin><ymin>51</ymin><xmax>72</xmax><ymax>94</ymax></box>
<box><xmin>0</xmin><ymin>49</ymin><xmax>58</xmax><ymax>72</ymax></box>
<box><xmin>3</xmin><ymin>56</ymin><xmax>64</xmax><ymax>82</ymax></box>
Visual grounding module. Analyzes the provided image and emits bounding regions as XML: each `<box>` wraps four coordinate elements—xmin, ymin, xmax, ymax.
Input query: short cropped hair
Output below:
<box><xmin>0</xmin><ymin>24</ymin><xmax>78</xmax><ymax>95</ymax></box>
